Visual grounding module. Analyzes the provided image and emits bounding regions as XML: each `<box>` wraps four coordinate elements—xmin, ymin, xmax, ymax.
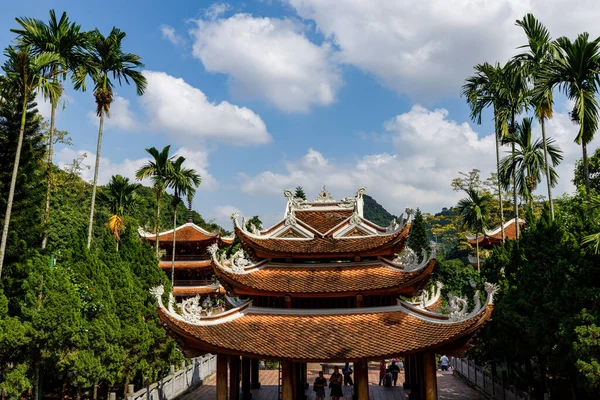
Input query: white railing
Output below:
<box><xmin>126</xmin><ymin>355</ymin><xmax>217</xmax><ymax>400</ymax></box>
<box><xmin>451</xmin><ymin>358</ymin><xmax>529</xmax><ymax>400</ymax></box>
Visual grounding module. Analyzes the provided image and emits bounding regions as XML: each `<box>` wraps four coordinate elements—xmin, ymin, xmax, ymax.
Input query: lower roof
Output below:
<box><xmin>154</xmin><ymin>285</ymin><xmax>496</xmax><ymax>362</ymax></box>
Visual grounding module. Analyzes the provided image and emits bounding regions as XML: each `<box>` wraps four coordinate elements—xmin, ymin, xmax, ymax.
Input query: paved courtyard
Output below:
<box><xmin>184</xmin><ymin>364</ymin><xmax>484</xmax><ymax>400</ymax></box>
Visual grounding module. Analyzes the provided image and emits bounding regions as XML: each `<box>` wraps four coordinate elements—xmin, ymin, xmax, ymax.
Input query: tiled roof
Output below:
<box><xmin>158</xmin><ymin>304</ymin><xmax>493</xmax><ymax>362</ymax></box>
<box><xmin>147</xmin><ymin>224</ymin><xmax>219</xmax><ymax>243</ymax></box>
<box><xmin>467</xmin><ymin>219</ymin><xmax>525</xmax><ymax>245</ymax></box>
<box><xmin>159</xmin><ymin>260</ymin><xmax>212</xmax><ymax>269</ymax></box>
<box><xmin>172</xmin><ymin>285</ymin><xmax>224</xmax><ymax>296</ymax></box>
<box><xmin>294</xmin><ymin>209</ymin><xmax>353</xmax><ymax>234</ymax></box>
<box><xmin>236</xmin><ymin>224</ymin><xmax>409</xmax><ymax>256</ymax></box>
<box><xmin>214</xmin><ymin>260</ymin><xmax>435</xmax><ymax>296</ymax></box>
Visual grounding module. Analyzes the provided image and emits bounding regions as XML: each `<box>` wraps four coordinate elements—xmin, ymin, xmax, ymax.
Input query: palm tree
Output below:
<box><xmin>535</xmin><ymin>32</ymin><xmax>600</xmax><ymax>202</ymax></box>
<box><xmin>0</xmin><ymin>47</ymin><xmax>60</xmax><ymax>277</ymax></box>
<box><xmin>500</xmin><ymin>117</ymin><xmax>563</xmax><ymax>209</ymax></box>
<box><xmin>498</xmin><ymin>60</ymin><xmax>530</xmax><ymax>239</ymax></box>
<box><xmin>135</xmin><ymin>146</ymin><xmax>174</xmax><ymax>258</ymax></box>
<box><xmin>73</xmin><ymin>28</ymin><xmax>147</xmax><ymax>249</ymax></box>
<box><xmin>166</xmin><ymin>157</ymin><xmax>200</xmax><ymax>283</ymax></box>
<box><xmin>100</xmin><ymin>175</ymin><xmax>141</xmax><ymax>250</ymax></box>
<box><xmin>462</xmin><ymin>62</ymin><xmax>508</xmax><ymax>242</ymax></box>
<box><xmin>11</xmin><ymin>10</ymin><xmax>90</xmax><ymax>249</ymax></box>
<box><xmin>457</xmin><ymin>187</ymin><xmax>493</xmax><ymax>273</ymax></box>
<box><xmin>515</xmin><ymin>14</ymin><xmax>558</xmax><ymax>219</ymax></box>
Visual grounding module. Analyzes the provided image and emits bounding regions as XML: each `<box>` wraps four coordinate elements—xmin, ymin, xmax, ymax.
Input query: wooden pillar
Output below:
<box><xmin>409</xmin><ymin>353</ymin><xmax>424</xmax><ymax>400</ymax></box>
<box><xmin>216</xmin><ymin>354</ymin><xmax>228</xmax><ymax>400</ymax></box>
<box><xmin>281</xmin><ymin>361</ymin><xmax>293</xmax><ymax>400</ymax></box>
<box><xmin>229</xmin><ymin>356</ymin><xmax>240</xmax><ymax>400</ymax></box>
<box><xmin>242</xmin><ymin>356</ymin><xmax>252</xmax><ymax>400</ymax></box>
<box><xmin>251</xmin><ymin>358</ymin><xmax>261</xmax><ymax>389</ymax></box>
<box><xmin>403</xmin><ymin>356</ymin><xmax>412</xmax><ymax>390</ymax></box>
<box><xmin>355</xmin><ymin>361</ymin><xmax>369</xmax><ymax>400</ymax></box>
<box><xmin>356</xmin><ymin>294</ymin><xmax>363</xmax><ymax>308</ymax></box>
<box><xmin>423</xmin><ymin>353</ymin><xmax>438</xmax><ymax>400</ymax></box>
<box><xmin>285</xmin><ymin>295</ymin><xmax>292</xmax><ymax>308</ymax></box>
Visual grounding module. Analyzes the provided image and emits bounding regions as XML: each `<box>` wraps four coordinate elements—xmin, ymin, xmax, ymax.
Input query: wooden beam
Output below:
<box><xmin>216</xmin><ymin>354</ymin><xmax>228</xmax><ymax>400</ymax></box>
<box><xmin>423</xmin><ymin>352</ymin><xmax>438</xmax><ymax>400</ymax></box>
<box><xmin>281</xmin><ymin>361</ymin><xmax>293</xmax><ymax>400</ymax></box>
<box><xmin>242</xmin><ymin>356</ymin><xmax>252</xmax><ymax>400</ymax></box>
<box><xmin>251</xmin><ymin>358</ymin><xmax>261</xmax><ymax>389</ymax></box>
<box><xmin>355</xmin><ymin>361</ymin><xmax>369</xmax><ymax>400</ymax></box>
<box><xmin>229</xmin><ymin>356</ymin><xmax>240</xmax><ymax>400</ymax></box>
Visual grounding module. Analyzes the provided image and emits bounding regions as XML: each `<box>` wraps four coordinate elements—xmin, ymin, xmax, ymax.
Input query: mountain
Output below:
<box><xmin>363</xmin><ymin>194</ymin><xmax>397</xmax><ymax>227</ymax></box>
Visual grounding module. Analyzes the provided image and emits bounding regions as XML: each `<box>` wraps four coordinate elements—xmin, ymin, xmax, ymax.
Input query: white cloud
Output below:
<box><xmin>160</xmin><ymin>25</ymin><xmax>185</xmax><ymax>46</ymax></box>
<box><xmin>35</xmin><ymin>91</ymin><xmax>52</xmax><ymax>119</ymax></box>
<box><xmin>84</xmin><ymin>71</ymin><xmax>270</xmax><ymax>147</ymax></box>
<box><xmin>288</xmin><ymin>0</ymin><xmax>600</xmax><ymax>99</ymax></box>
<box><xmin>140</xmin><ymin>70</ymin><xmax>271</xmax><ymax>145</ymax></box>
<box><xmin>54</xmin><ymin>146</ymin><xmax>219</xmax><ymax>192</ymax></box>
<box><xmin>190</xmin><ymin>13</ymin><xmax>341</xmax><ymax>112</ymax></box>
<box><xmin>203</xmin><ymin>3</ymin><xmax>232</xmax><ymax>20</ymax></box>
<box><xmin>240</xmin><ymin>104</ymin><xmax>599</xmax><ymax>216</ymax></box>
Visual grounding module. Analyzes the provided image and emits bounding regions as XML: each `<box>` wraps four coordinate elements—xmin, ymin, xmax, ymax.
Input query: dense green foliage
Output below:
<box><xmin>472</xmin><ymin>201</ymin><xmax>600</xmax><ymax>398</ymax></box>
<box><xmin>574</xmin><ymin>147</ymin><xmax>600</xmax><ymax>195</ymax></box>
<box><xmin>407</xmin><ymin>208</ymin><xmax>429</xmax><ymax>259</ymax></box>
<box><xmin>294</xmin><ymin>186</ymin><xmax>306</xmax><ymax>200</ymax></box>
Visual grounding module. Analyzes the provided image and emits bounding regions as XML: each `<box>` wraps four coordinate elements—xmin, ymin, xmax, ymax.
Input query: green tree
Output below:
<box><xmin>462</xmin><ymin>63</ymin><xmax>508</xmax><ymax>242</ymax></box>
<box><xmin>457</xmin><ymin>188</ymin><xmax>493</xmax><ymax>272</ymax></box>
<box><xmin>166</xmin><ymin>157</ymin><xmax>200</xmax><ymax>283</ymax></box>
<box><xmin>11</xmin><ymin>10</ymin><xmax>90</xmax><ymax>249</ymax></box>
<box><xmin>0</xmin><ymin>47</ymin><xmax>60</xmax><ymax>277</ymax></box>
<box><xmin>408</xmin><ymin>208</ymin><xmax>429</xmax><ymax>259</ymax></box>
<box><xmin>136</xmin><ymin>146</ymin><xmax>174</xmax><ymax>258</ymax></box>
<box><xmin>574</xmin><ymin>146</ymin><xmax>600</xmax><ymax>194</ymax></box>
<box><xmin>515</xmin><ymin>13</ymin><xmax>558</xmax><ymax>219</ymax></box>
<box><xmin>536</xmin><ymin>32</ymin><xmax>600</xmax><ymax>201</ymax></box>
<box><xmin>0</xmin><ymin>92</ymin><xmax>45</xmax><ymax>265</ymax></box>
<box><xmin>500</xmin><ymin>117</ymin><xmax>563</xmax><ymax>208</ymax></box>
<box><xmin>73</xmin><ymin>27</ymin><xmax>147</xmax><ymax>249</ymax></box>
<box><xmin>294</xmin><ymin>186</ymin><xmax>306</xmax><ymax>200</ymax></box>
<box><xmin>100</xmin><ymin>175</ymin><xmax>141</xmax><ymax>250</ymax></box>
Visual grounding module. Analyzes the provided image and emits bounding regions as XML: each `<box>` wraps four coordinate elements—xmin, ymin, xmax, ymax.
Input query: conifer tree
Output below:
<box><xmin>407</xmin><ymin>208</ymin><xmax>429</xmax><ymax>259</ymax></box>
<box><xmin>294</xmin><ymin>186</ymin><xmax>306</xmax><ymax>200</ymax></box>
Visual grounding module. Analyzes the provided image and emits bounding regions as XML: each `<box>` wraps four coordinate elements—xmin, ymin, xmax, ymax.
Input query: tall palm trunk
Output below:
<box><xmin>41</xmin><ymin>74</ymin><xmax>59</xmax><ymax>249</ymax></box>
<box><xmin>512</xmin><ymin>141</ymin><xmax>520</xmax><ymax>239</ymax></box>
<box><xmin>494</xmin><ymin>113</ymin><xmax>506</xmax><ymax>241</ymax></box>
<box><xmin>540</xmin><ymin>118</ymin><xmax>554</xmax><ymax>219</ymax></box>
<box><xmin>582</xmin><ymin>141</ymin><xmax>591</xmax><ymax>203</ymax></box>
<box><xmin>155</xmin><ymin>189</ymin><xmax>162</xmax><ymax>258</ymax></box>
<box><xmin>171</xmin><ymin>207</ymin><xmax>177</xmax><ymax>284</ymax></box>
<box><xmin>86</xmin><ymin>109</ymin><xmax>105</xmax><ymax>249</ymax></box>
<box><xmin>476</xmin><ymin>231</ymin><xmax>480</xmax><ymax>274</ymax></box>
<box><xmin>0</xmin><ymin>94</ymin><xmax>28</xmax><ymax>277</ymax></box>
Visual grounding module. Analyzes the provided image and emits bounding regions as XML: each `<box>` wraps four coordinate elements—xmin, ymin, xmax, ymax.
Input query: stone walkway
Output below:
<box><xmin>186</xmin><ymin>366</ymin><xmax>483</xmax><ymax>400</ymax></box>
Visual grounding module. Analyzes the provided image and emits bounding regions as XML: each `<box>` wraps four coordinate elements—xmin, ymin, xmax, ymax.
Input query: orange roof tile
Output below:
<box><xmin>236</xmin><ymin>224</ymin><xmax>409</xmax><ymax>257</ymax></box>
<box><xmin>159</xmin><ymin>260</ymin><xmax>212</xmax><ymax>269</ymax></box>
<box><xmin>172</xmin><ymin>286</ymin><xmax>225</xmax><ymax>296</ymax></box>
<box><xmin>147</xmin><ymin>224</ymin><xmax>219</xmax><ymax>243</ymax></box>
<box><xmin>294</xmin><ymin>209</ymin><xmax>353</xmax><ymax>234</ymax></box>
<box><xmin>158</xmin><ymin>304</ymin><xmax>493</xmax><ymax>362</ymax></box>
<box><xmin>214</xmin><ymin>259</ymin><xmax>435</xmax><ymax>296</ymax></box>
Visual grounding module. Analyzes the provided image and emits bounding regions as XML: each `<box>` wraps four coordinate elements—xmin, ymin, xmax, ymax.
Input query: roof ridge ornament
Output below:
<box><xmin>405</xmin><ymin>207</ymin><xmax>414</xmax><ymax>223</ymax></box>
<box><xmin>392</xmin><ymin>241</ymin><xmax>436</xmax><ymax>272</ymax></box>
<box><xmin>314</xmin><ymin>185</ymin><xmax>335</xmax><ymax>202</ymax></box>
<box><xmin>285</xmin><ymin>209</ymin><xmax>298</xmax><ymax>226</ymax></box>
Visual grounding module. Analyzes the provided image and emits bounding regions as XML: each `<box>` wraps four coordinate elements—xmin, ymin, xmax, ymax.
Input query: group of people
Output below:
<box><xmin>379</xmin><ymin>359</ymin><xmax>403</xmax><ymax>387</ymax></box>
<box><xmin>312</xmin><ymin>363</ymin><xmax>354</xmax><ymax>400</ymax></box>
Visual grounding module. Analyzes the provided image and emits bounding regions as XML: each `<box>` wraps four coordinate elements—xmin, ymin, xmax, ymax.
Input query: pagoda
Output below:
<box><xmin>140</xmin><ymin>220</ymin><xmax>233</xmax><ymax>297</ymax></box>
<box><xmin>466</xmin><ymin>218</ymin><xmax>525</xmax><ymax>267</ymax></box>
<box><xmin>151</xmin><ymin>187</ymin><xmax>497</xmax><ymax>400</ymax></box>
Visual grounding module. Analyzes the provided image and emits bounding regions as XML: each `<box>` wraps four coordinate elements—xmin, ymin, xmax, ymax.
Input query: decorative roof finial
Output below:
<box><xmin>314</xmin><ymin>185</ymin><xmax>335</xmax><ymax>202</ymax></box>
<box><xmin>405</xmin><ymin>207</ymin><xmax>414</xmax><ymax>223</ymax></box>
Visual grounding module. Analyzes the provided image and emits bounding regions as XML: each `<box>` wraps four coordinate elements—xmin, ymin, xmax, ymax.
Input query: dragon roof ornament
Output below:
<box><xmin>392</xmin><ymin>241</ymin><xmax>437</xmax><ymax>272</ymax></box>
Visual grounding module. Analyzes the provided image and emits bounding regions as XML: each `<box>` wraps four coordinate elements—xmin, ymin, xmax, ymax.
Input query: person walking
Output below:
<box><xmin>388</xmin><ymin>360</ymin><xmax>400</xmax><ymax>386</ymax></box>
<box><xmin>379</xmin><ymin>360</ymin><xmax>387</xmax><ymax>385</ymax></box>
<box><xmin>440</xmin><ymin>355</ymin><xmax>450</xmax><ymax>371</ymax></box>
<box><xmin>329</xmin><ymin>366</ymin><xmax>344</xmax><ymax>400</ymax></box>
<box><xmin>342</xmin><ymin>362</ymin><xmax>354</xmax><ymax>386</ymax></box>
<box><xmin>313</xmin><ymin>371</ymin><xmax>327</xmax><ymax>400</ymax></box>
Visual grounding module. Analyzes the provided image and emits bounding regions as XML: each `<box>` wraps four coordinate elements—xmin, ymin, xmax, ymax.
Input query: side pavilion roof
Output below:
<box><xmin>151</xmin><ymin>284</ymin><xmax>497</xmax><ymax>362</ymax></box>
<box><xmin>139</xmin><ymin>222</ymin><xmax>233</xmax><ymax>245</ymax></box>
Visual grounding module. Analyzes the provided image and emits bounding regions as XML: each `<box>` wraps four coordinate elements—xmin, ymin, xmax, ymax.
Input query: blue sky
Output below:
<box><xmin>2</xmin><ymin>0</ymin><xmax>599</xmax><ymax>228</ymax></box>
